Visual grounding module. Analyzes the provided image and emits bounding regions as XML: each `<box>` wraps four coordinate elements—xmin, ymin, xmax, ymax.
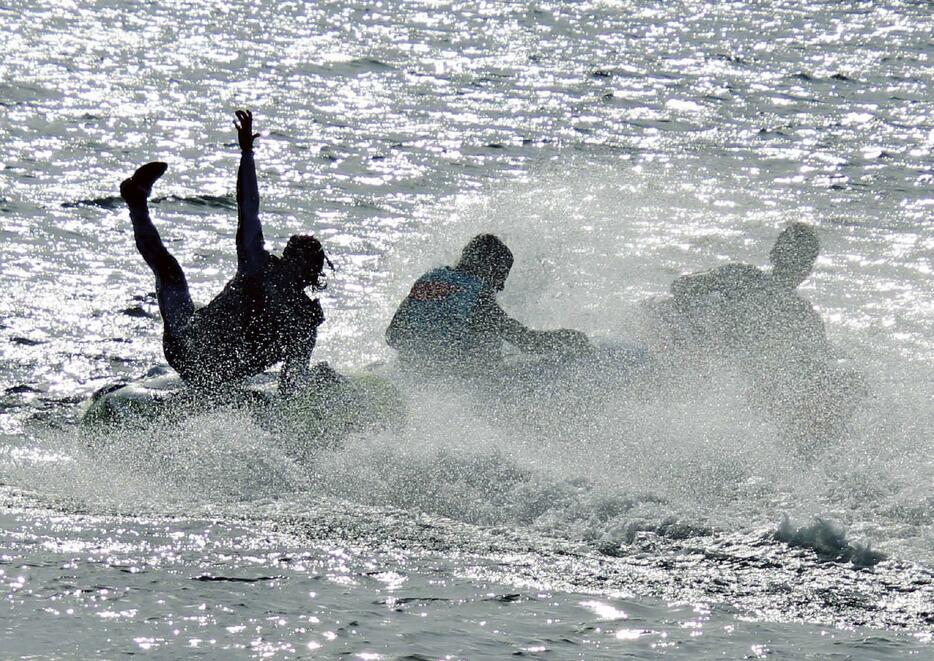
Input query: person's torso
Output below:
<box><xmin>669</xmin><ymin>263</ymin><xmax>825</xmax><ymax>356</ymax></box>
<box><xmin>169</xmin><ymin>255</ymin><xmax>323</xmax><ymax>384</ymax></box>
<box><xmin>388</xmin><ymin>266</ymin><xmax>489</xmax><ymax>363</ymax></box>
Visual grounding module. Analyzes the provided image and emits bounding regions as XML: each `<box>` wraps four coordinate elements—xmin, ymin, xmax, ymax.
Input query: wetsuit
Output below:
<box><xmin>668</xmin><ymin>263</ymin><xmax>830</xmax><ymax>357</ymax></box>
<box><xmin>128</xmin><ymin>151</ymin><xmax>323</xmax><ymax>392</ymax></box>
<box><xmin>386</xmin><ymin>265</ymin><xmax>581</xmax><ymax>378</ymax></box>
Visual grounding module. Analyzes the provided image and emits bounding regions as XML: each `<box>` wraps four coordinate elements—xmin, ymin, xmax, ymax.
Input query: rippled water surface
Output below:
<box><xmin>1</xmin><ymin>0</ymin><xmax>932</xmax><ymax>657</ymax></box>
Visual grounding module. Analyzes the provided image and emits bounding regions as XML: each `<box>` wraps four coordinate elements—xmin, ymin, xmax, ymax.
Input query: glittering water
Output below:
<box><xmin>1</xmin><ymin>0</ymin><xmax>932</xmax><ymax>657</ymax></box>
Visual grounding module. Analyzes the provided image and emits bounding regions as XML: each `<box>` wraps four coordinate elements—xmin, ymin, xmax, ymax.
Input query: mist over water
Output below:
<box><xmin>1</xmin><ymin>0</ymin><xmax>932</xmax><ymax>656</ymax></box>
<box><xmin>3</xmin><ymin>150</ymin><xmax>933</xmax><ymax>655</ymax></box>
<box><xmin>9</xmin><ymin>160</ymin><xmax>932</xmax><ymax>570</ymax></box>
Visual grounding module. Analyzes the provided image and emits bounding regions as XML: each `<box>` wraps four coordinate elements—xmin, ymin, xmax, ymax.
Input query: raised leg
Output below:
<box><xmin>121</xmin><ymin>163</ymin><xmax>194</xmax><ymax>336</ymax></box>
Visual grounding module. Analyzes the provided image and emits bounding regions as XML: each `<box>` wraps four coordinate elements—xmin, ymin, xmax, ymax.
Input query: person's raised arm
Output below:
<box><xmin>235</xmin><ymin>109</ymin><xmax>265</xmax><ymax>273</ymax></box>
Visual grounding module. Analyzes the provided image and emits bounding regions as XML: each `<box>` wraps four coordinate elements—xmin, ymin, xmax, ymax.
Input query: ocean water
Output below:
<box><xmin>1</xmin><ymin>0</ymin><xmax>932</xmax><ymax>658</ymax></box>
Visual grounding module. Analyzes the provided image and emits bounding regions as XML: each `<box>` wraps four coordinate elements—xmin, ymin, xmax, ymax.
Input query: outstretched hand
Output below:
<box><xmin>549</xmin><ymin>328</ymin><xmax>593</xmax><ymax>355</ymax></box>
<box><xmin>235</xmin><ymin>109</ymin><xmax>260</xmax><ymax>152</ymax></box>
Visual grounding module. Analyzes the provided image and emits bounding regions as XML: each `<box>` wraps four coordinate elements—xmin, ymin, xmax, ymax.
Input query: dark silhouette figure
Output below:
<box><xmin>653</xmin><ymin>223</ymin><xmax>863</xmax><ymax>454</ymax></box>
<box><xmin>666</xmin><ymin>222</ymin><xmax>828</xmax><ymax>356</ymax></box>
<box><xmin>386</xmin><ymin>233</ymin><xmax>589</xmax><ymax>376</ymax></box>
<box><xmin>121</xmin><ymin>110</ymin><xmax>329</xmax><ymax>394</ymax></box>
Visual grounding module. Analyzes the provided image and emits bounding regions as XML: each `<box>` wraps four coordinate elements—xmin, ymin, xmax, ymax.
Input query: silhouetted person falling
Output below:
<box><xmin>121</xmin><ymin>110</ymin><xmax>331</xmax><ymax>394</ymax></box>
<box><xmin>654</xmin><ymin>223</ymin><xmax>863</xmax><ymax>454</ymax></box>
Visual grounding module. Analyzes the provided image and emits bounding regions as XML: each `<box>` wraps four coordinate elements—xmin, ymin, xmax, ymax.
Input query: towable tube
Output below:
<box><xmin>81</xmin><ymin>366</ymin><xmax>407</xmax><ymax>452</ymax></box>
<box><xmin>81</xmin><ymin>341</ymin><xmax>649</xmax><ymax>445</ymax></box>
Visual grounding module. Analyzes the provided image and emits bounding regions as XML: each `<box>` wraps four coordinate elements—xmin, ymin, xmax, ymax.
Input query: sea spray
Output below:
<box><xmin>775</xmin><ymin>514</ymin><xmax>886</xmax><ymax>568</ymax></box>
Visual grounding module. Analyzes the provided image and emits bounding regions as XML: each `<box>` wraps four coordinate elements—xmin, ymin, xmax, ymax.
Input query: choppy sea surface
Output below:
<box><xmin>1</xmin><ymin>0</ymin><xmax>932</xmax><ymax>658</ymax></box>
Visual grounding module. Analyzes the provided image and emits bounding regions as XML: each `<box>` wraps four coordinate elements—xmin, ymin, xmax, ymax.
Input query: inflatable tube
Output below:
<box><xmin>498</xmin><ymin>338</ymin><xmax>655</xmax><ymax>391</ymax></box>
<box><xmin>81</xmin><ymin>367</ymin><xmax>406</xmax><ymax>449</ymax></box>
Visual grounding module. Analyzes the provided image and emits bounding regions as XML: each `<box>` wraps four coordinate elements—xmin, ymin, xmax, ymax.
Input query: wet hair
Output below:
<box><xmin>770</xmin><ymin>222</ymin><xmax>819</xmax><ymax>267</ymax></box>
<box><xmin>455</xmin><ymin>234</ymin><xmax>514</xmax><ymax>286</ymax></box>
<box><xmin>769</xmin><ymin>222</ymin><xmax>819</xmax><ymax>287</ymax></box>
<box><xmin>283</xmin><ymin>234</ymin><xmax>331</xmax><ymax>290</ymax></box>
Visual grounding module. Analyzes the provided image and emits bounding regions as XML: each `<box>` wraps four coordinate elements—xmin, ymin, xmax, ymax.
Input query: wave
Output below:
<box><xmin>61</xmin><ymin>195</ymin><xmax>123</xmax><ymax>210</ymax></box>
<box><xmin>348</xmin><ymin>57</ymin><xmax>394</xmax><ymax>71</ymax></box>
<box><xmin>159</xmin><ymin>194</ymin><xmax>236</xmax><ymax>209</ymax></box>
<box><xmin>775</xmin><ymin>515</ymin><xmax>885</xmax><ymax>568</ymax></box>
<box><xmin>61</xmin><ymin>194</ymin><xmax>236</xmax><ymax>210</ymax></box>
<box><xmin>10</xmin><ymin>336</ymin><xmax>46</xmax><ymax>346</ymax></box>
<box><xmin>790</xmin><ymin>72</ymin><xmax>858</xmax><ymax>84</ymax></box>
<box><xmin>4</xmin><ymin>384</ymin><xmax>931</xmax><ymax>632</ymax></box>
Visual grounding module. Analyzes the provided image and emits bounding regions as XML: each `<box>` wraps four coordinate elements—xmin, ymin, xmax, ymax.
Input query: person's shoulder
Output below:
<box><xmin>452</xmin><ymin>266</ymin><xmax>491</xmax><ymax>293</ymax></box>
<box><xmin>290</xmin><ymin>292</ymin><xmax>324</xmax><ymax>327</ymax></box>
<box><xmin>301</xmin><ymin>291</ymin><xmax>323</xmax><ymax>310</ymax></box>
<box><xmin>722</xmin><ymin>262</ymin><xmax>763</xmax><ymax>275</ymax></box>
<box><xmin>682</xmin><ymin>262</ymin><xmax>763</xmax><ymax>282</ymax></box>
<box><xmin>472</xmin><ymin>287</ymin><xmax>506</xmax><ymax>323</ymax></box>
<box><xmin>265</xmin><ymin>252</ymin><xmax>282</xmax><ymax>270</ymax></box>
<box><xmin>780</xmin><ymin>290</ymin><xmax>819</xmax><ymax>315</ymax></box>
<box><xmin>418</xmin><ymin>264</ymin><xmax>452</xmax><ymax>277</ymax></box>
<box><xmin>756</xmin><ymin>284</ymin><xmax>822</xmax><ymax>326</ymax></box>
<box><xmin>710</xmin><ymin>262</ymin><xmax>766</xmax><ymax>283</ymax></box>
<box><xmin>672</xmin><ymin>261</ymin><xmax>765</xmax><ymax>300</ymax></box>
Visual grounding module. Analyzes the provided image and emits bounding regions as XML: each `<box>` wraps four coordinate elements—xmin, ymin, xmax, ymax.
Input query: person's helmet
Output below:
<box><xmin>769</xmin><ymin>222</ymin><xmax>819</xmax><ymax>288</ymax></box>
<box><xmin>455</xmin><ymin>234</ymin><xmax>514</xmax><ymax>290</ymax></box>
<box><xmin>283</xmin><ymin>235</ymin><xmax>331</xmax><ymax>289</ymax></box>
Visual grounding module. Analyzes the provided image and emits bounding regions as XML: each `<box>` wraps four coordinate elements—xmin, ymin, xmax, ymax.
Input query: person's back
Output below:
<box><xmin>651</xmin><ymin>223</ymin><xmax>861</xmax><ymax>453</ymax></box>
<box><xmin>386</xmin><ymin>265</ymin><xmax>489</xmax><ymax>369</ymax></box>
<box><xmin>663</xmin><ymin>223</ymin><xmax>828</xmax><ymax>358</ymax></box>
<box><xmin>386</xmin><ymin>234</ymin><xmax>590</xmax><ymax>377</ymax></box>
<box><xmin>167</xmin><ymin>253</ymin><xmax>324</xmax><ymax>387</ymax></box>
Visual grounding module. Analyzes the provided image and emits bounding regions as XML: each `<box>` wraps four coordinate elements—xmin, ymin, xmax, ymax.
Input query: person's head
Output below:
<box><xmin>455</xmin><ymin>233</ymin><xmax>514</xmax><ymax>291</ymax></box>
<box><xmin>769</xmin><ymin>222</ymin><xmax>819</xmax><ymax>289</ymax></box>
<box><xmin>282</xmin><ymin>234</ymin><xmax>329</xmax><ymax>289</ymax></box>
